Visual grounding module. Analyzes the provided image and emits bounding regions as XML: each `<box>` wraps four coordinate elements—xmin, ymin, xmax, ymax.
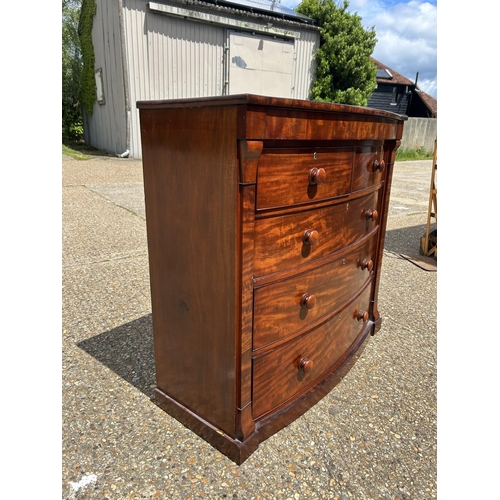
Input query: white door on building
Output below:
<box><xmin>228</xmin><ymin>31</ymin><xmax>295</xmax><ymax>98</ymax></box>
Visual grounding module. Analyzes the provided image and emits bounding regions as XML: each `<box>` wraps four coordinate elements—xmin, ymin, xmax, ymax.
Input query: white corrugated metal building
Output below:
<box><xmin>83</xmin><ymin>0</ymin><xmax>320</xmax><ymax>158</ymax></box>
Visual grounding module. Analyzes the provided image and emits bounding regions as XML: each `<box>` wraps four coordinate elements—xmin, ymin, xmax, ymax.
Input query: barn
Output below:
<box><xmin>83</xmin><ymin>0</ymin><xmax>321</xmax><ymax>158</ymax></box>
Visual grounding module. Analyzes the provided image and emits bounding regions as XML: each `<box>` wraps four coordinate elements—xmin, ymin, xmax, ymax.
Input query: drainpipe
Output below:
<box><xmin>117</xmin><ymin>0</ymin><xmax>131</xmax><ymax>158</ymax></box>
<box><xmin>223</xmin><ymin>44</ymin><xmax>230</xmax><ymax>96</ymax></box>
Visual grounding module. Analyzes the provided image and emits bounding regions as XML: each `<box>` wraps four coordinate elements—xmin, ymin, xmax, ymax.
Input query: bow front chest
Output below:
<box><xmin>137</xmin><ymin>95</ymin><xmax>406</xmax><ymax>464</ymax></box>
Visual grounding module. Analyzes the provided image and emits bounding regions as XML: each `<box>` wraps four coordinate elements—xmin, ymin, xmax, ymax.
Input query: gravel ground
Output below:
<box><xmin>62</xmin><ymin>155</ymin><xmax>436</xmax><ymax>499</ymax></box>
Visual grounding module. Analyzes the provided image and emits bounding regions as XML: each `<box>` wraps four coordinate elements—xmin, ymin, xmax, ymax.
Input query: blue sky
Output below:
<box><xmin>282</xmin><ymin>0</ymin><xmax>438</xmax><ymax>99</ymax></box>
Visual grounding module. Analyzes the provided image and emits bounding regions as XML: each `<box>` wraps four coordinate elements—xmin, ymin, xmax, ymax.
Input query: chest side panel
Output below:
<box><xmin>140</xmin><ymin>105</ymin><xmax>239</xmax><ymax>436</ymax></box>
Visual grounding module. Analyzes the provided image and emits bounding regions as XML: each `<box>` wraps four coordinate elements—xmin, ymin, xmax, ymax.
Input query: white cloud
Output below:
<box><xmin>374</xmin><ymin>1</ymin><xmax>436</xmax><ymax>45</ymax></box>
<box><xmin>416</xmin><ymin>78</ymin><xmax>437</xmax><ymax>97</ymax></box>
<box><xmin>280</xmin><ymin>0</ymin><xmax>437</xmax><ymax>99</ymax></box>
<box><xmin>351</xmin><ymin>0</ymin><xmax>437</xmax><ymax>98</ymax></box>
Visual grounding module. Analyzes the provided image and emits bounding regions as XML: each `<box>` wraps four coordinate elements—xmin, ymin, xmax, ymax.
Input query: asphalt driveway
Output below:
<box><xmin>62</xmin><ymin>154</ymin><xmax>436</xmax><ymax>499</ymax></box>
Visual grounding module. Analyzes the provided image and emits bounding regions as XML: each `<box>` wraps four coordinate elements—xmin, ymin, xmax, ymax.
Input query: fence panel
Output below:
<box><xmin>400</xmin><ymin>117</ymin><xmax>437</xmax><ymax>153</ymax></box>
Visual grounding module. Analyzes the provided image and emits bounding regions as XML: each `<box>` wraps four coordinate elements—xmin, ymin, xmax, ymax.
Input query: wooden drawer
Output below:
<box><xmin>252</xmin><ymin>285</ymin><xmax>372</xmax><ymax>419</ymax></box>
<box><xmin>256</xmin><ymin>148</ymin><xmax>354</xmax><ymax>210</ymax></box>
<box><xmin>253</xmin><ymin>190</ymin><xmax>381</xmax><ymax>277</ymax></box>
<box><xmin>351</xmin><ymin>145</ymin><xmax>386</xmax><ymax>192</ymax></box>
<box><xmin>253</xmin><ymin>235</ymin><xmax>377</xmax><ymax>350</ymax></box>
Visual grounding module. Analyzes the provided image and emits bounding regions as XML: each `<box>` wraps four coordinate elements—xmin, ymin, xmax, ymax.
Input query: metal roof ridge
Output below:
<box><xmin>150</xmin><ymin>0</ymin><xmax>319</xmax><ymax>27</ymax></box>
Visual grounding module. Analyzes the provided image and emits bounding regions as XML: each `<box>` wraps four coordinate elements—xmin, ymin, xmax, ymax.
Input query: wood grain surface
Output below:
<box><xmin>137</xmin><ymin>95</ymin><xmax>406</xmax><ymax>463</ymax></box>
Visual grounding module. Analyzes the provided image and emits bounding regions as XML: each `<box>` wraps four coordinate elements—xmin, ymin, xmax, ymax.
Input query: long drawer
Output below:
<box><xmin>256</xmin><ymin>147</ymin><xmax>354</xmax><ymax>210</ymax></box>
<box><xmin>252</xmin><ymin>284</ymin><xmax>372</xmax><ymax>420</ymax></box>
<box><xmin>253</xmin><ymin>235</ymin><xmax>377</xmax><ymax>349</ymax></box>
<box><xmin>253</xmin><ymin>189</ymin><xmax>381</xmax><ymax>277</ymax></box>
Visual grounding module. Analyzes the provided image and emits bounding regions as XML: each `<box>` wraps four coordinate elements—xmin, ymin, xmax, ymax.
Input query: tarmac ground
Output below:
<box><xmin>62</xmin><ymin>154</ymin><xmax>436</xmax><ymax>499</ymax></box>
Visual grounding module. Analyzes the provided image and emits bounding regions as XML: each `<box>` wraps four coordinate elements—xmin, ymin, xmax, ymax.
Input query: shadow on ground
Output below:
<box><xmin>77</xmin><ymin>222</ymin><xmax>436</xmax><ymax>399</ymax></box>
<box><xmin>384</xmin><ymin>222</ymin><xmax>437</xmax><ymax>256</ymax></box>
<box><xmin>77</xmin><ymin>315</ymin><xmax>155</xmax><ymax>399</ymax></box>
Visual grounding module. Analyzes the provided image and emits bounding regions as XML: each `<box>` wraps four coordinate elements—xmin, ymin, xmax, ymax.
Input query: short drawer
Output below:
<box><xmin>253</xmin><ymin>235</ymin><xmax>377</xmax><ymax>349</ymax></box>
<box><xmin>253</xmin><ymin>190</ymin><xmax>381</xmax><ymax>277</ymax></box>
<box><xmin>351</xmin><ymin>145</ymin><xmax>386</xmax><ymax>192</ymax></box>
<box><xmin>252</xmin><ymin>285</ymin><xmax>372</xmax><ymax>419</ymax></box>
<box><xmin>256</xmin><ymin>148</ymin><xmax>354</xmax><ymax>210</ymax></box>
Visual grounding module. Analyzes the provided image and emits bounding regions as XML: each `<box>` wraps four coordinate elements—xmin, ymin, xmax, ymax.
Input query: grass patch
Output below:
<box><xmin>396</xmin><ymin>146</ymin><xmax>434</xmax><ymax>161</ymax></box>
<box><xmin>62</xmin><ymin>143</ymin><xmax>90</xmax><ymax>160</ymax></box>
<box><xmin>63</xmin><ymin>140</ymin><xmax>110</xmax><ymax>160</ymax></box>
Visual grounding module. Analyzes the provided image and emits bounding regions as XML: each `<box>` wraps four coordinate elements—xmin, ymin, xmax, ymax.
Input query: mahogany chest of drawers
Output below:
<box><xmin>137</xmin><ymin>94</ymin><xmax>406</xmax><ymax>464</ymax></box>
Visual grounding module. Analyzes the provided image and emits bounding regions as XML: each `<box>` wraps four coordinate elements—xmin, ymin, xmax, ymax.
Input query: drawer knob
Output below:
<box><xmin>364</xmin><ymin>209</ymin><xmax>378</xmax><ymax>221</ymax></box>
<box><xmin>356</xmin><ymin>310</ymin><xmax>369</xmax><ymax>322</ymax></box>
<box><xmin>373</xmin><ymin>159</ymin><xmax>386</xmax><ymax>173</ymax></box>
<box><xmin>299</xmin><ymin>356</ymin><xmax>314</xmax><ymax>373</ymax></box>
<box><xmin>302</xmin><ymin>229</ymin><xmax>319</xmax><ymax>246</ymax></box>
<box><xmin>309</xmin><ymin>167</ymin><xmax>327</xmax><ymax>185</ymax></box>
<box><xmin>300</xmin><ymin>293</ymin><xmax>317</xmax><ymax>310</ymax></box>
<box><xmin>360</xmin><ymin>259</ymin><xmax>374</xmax><ymax>271</ymax></box>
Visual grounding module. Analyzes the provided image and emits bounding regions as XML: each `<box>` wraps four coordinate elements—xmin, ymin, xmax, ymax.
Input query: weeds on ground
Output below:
<box><xmin>62</xmin><ymin>140</ymin><xmax>109</xmax><ymax>160</ymax></box>
<box><xmin>396</xmin><ymin>146</ymin><xmax>434</xmax><ymax>161</ymax></box>
<box><xmin>62</xmin><ymin>144</ymin><xmax>90</xmax><ymax>160</ymax></box>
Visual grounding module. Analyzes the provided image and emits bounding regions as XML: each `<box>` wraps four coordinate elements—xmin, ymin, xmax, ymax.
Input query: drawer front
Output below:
<box><xmin>252</xmin><ymin>285</ymin><xmax>372</xmax><ymax>419</ymax></box>
<box><xmin>254</xmin><ymin>190</ymin><xmax>381</xmax><ymax>277</ymax></box>
<box><xmin>253</xmin><ymin>235</ymin><xmax>377</xmax><ymax>349</ymax></box>
<box><xmin>351</xmin><ymin>145</ymin><xmax>386</xmax><ymax>192</ymax></box>
<box><xmin>256</xmin><ymin>148</ymin><xmax>354</xmax><ymax>210</ymax></box>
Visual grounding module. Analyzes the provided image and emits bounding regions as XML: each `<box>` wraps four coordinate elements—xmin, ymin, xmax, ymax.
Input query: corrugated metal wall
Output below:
<box><xmin>84</xmin><ymin>0</ymin><xmax>320</xmax><ymax>158</ymax></box>
<box><xmin>293</xmin><ymin>29</ymin><xmax>318</xmax><ymax>100</ymax></box>
<box><xmin>123</xmin><ymin>0</ymin><xmax>226</xmax><ymax>158</ymax></box>
<box><xmin>84</xmin><ymin>0</ymin><xmax>127</xmax><ymax>155</ymax></box>
<box><xmin>147</xmin><ymin>12</ymin><xmax>226</xmax><ymax>99</ymax></box>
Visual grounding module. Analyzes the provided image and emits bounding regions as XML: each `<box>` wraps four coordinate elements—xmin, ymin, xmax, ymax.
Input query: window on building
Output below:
<box><xmin>391</xmin><ymin>87</ymin><xmax>398</xmax><ymax>105</ymax></box>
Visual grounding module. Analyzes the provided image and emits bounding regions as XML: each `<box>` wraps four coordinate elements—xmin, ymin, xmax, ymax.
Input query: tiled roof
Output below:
<box><xmin>371</xmin><ymin>57</ymin><xmax>437</xmax><ymax>117</ymax></box>
<box><xmin>371</xmin><ymin>57</ymin><xmax>415</xmax><ymax>86</ymax></box>
<box><xmin>416</xmin><ymin>89</ymin><xmax>437</xmax><ymax>116</ymax></box>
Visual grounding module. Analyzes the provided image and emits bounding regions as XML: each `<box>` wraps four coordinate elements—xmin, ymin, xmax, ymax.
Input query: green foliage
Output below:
<box><xmin>78</xmin><ymin>0</ymin><xmax>97</xmax><ymax>116</ymax></box>
<box><xmin>396</xmin><ymin>146</ymin><xmax>434</xmax><ymax>161</ymax></box>
<box><xmin>296</xmin><ymin>0</ymin><xmax>377</xmax><ymax>105</ymax></box>
<box><xmin>62</xmin><ymin>144</ymin><xmax>90</xmax><ymax>160</ymax></box>
<box><xmin>62</xmin><ymin>0</ymin><xmax>84</xmax><ymax>141</ymax></box>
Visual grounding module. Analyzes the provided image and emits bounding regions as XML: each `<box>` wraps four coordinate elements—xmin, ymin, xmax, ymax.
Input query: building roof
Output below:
<box><xmin>209</xmin><ymin>0</ymin><xmax>314</xmax><ymax>23</ymax></box>
<box><xmin>195</xmin><ymin>0</ymin><xmax>316</xmax><ymax>25</ymax></box>
<box><xmin>150</xmin><ymin>0</ymin><xmax>321</xmax><ymax>36</ymax></box>
<box><xmin>416</xmin><ymin>89</ymin><xmax>437</xmax><ymax>116</ymax></box>
<box><xmin>371</xmin><ymin>57</ymin><xmax>415</xmax><ymax>87</ymax></box>
<box><xmin>371</xmin><ymin>57</ymin><xmax>437</xmax><ymax>117</ymax></box>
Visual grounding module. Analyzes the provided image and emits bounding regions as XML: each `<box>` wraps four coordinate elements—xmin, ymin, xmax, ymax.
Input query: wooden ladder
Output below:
<box><xmin>420</xmin><ymin>139</ymin><xmax>437</xmax><ymax>258</ymax></box>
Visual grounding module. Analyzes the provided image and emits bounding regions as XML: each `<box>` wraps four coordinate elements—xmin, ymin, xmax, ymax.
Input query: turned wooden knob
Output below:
<box><xmin>309</xmin><ymin>167</ymin><xmax>327</xmax><ymax>185</ymax></box>
<box><xmin>373</xmin><ymin>159</ymin><xmax>385</xmax><ymax>173</ymax></box>
<box><xmin>302</xmin><ymin>229</ymin><xmax>319</xmax><ymax>246</ymax></box>
<box><xmin>364</xmin><ymin>209</ymin><xmax>378</xmax><ymax>221</ymax></box>
<box><xmin>356</xmin><ymin>310</ymin><xmax>369</xmax><ymax>322</ymax></box>
<box><xmin>299</xmin><ymin>356</ymin><xmax>314</xmax><ymax>373</ymax></box>
<box><xmin>360</xmin><ymin>259</ymin><xmax>374</xmax><ymax>271</ymax></box>
<box><xmin>300</xmin><ymin>293</ymin><xmax>317</xmax><ymax>309</ymax></box>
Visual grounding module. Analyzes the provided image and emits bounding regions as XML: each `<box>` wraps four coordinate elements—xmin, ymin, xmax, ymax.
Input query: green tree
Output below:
<box><xmin>62</xmin><ymin>0</ymin><xmax>83</xmax><ymax>141</ymax></box>
<box><xmin>296</xmin><ymin>0</ymin><xmax>377</xmax><ymax>105</ymax></box>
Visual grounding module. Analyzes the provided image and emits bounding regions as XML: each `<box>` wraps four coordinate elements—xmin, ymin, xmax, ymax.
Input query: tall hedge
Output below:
<box><xmin>296</xmin><ymin>0</ymin><xmax>377</xmax><ymax>106</ymax></box>
<box><xmin>78</xmin><ymin>0</ymin><xmax>97</xmax><ymax>116</ymax></box>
